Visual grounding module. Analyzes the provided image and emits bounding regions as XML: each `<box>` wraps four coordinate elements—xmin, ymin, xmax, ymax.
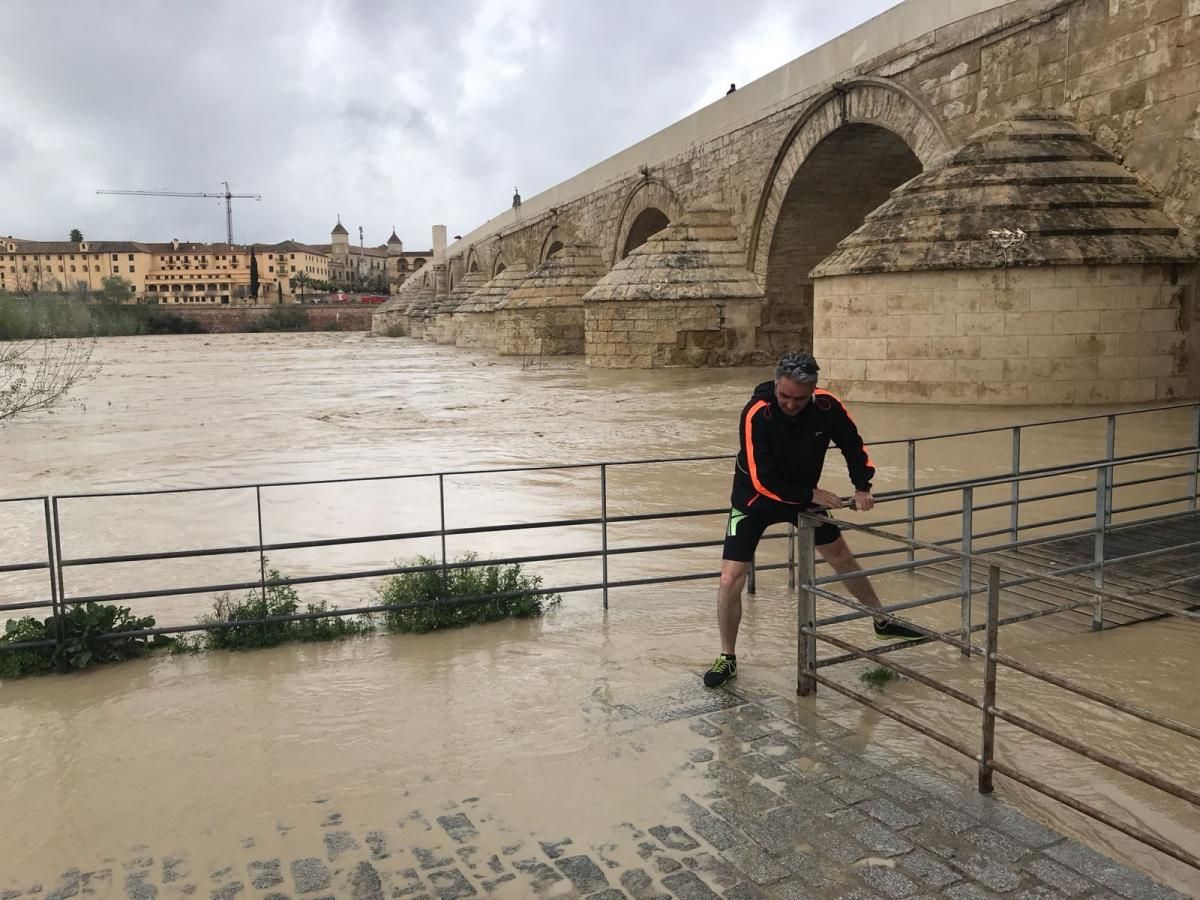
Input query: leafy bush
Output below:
<box><xmin>0</xmin><ymin>293</ymin><xmax>206</xmax><ymax>338</ymax></box>
<box><xmin>190</xmin><ymin>569</ymin><xmax>371</xmax><ymax>651</ymax></box>
<box><xmin>378</xmin><ymin>554</ymin><xmax>560</xmax><ymax>634</ymax></box>
<box><xmin>0</xmin><ymin>603</ymin><xmax>156</xmax><ymax>678</ymax></box>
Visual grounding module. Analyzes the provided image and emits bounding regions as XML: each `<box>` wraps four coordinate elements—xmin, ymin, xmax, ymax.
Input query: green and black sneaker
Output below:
<box><xmin>703</xmin><ymin>653</ymin><xmax>737</xmax><ymax>688</ymax></box>
<box><xmin>873</xmin><ymin>618</ymin><xmax>924</xmax><ymax>641</ymax></box>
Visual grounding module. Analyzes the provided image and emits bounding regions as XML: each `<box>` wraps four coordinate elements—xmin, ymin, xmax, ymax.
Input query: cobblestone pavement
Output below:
<box><xmin>3</xmin><ymin>678</ymin><xmax>1186</xmax><ymax>900</ymax></box>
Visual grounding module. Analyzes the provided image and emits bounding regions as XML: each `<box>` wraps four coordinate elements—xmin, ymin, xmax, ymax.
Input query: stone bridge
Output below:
<box><xmin>379</xmin><ymin>0</ymin><xmax>1200</xmax><ymax>405</ymax></box>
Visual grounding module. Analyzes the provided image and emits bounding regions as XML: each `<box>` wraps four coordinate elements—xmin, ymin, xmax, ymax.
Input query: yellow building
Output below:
<box><xmin>255</xmin><ymin>240</ymin><xmax>331</xmax><ymax>302</ymax></box>
<box><xmin>142</xmin><ymin>239</ymin><xmax>254</xmax><ymax>305</ymax></box>
<box><xmin>1</xmin><ymin>237</ymin><xmax>148</xmax><ymax>298</ymax></box>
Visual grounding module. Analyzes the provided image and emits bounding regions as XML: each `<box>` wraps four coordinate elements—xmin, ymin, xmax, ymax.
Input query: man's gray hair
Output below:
<box><xmin>775</xmin><ymin>350</ymin><xmax>820</xmax><ymax>384</ymax></box>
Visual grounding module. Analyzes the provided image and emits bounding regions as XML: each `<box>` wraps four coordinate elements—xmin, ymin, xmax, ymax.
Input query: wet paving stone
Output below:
<box><xmin>348</xmin><ymin>861</ymin><xmax>384</xmax><ymax>900</ymax></box>
<box><xmin>859</xmin><ymin>799</ymin><xmax>921</xmax><ymax>831</ymax></box>
<box><xmin>949</xmin><ymin>852</ymin><xmax>1022</xmax><ymax>893</ymax></box>
<box><xmin>896</xmin><ymin>849</ymin><xmax>960</xmax><ymax>889</ymax></box>
<box><xmin>1021</xmin><ymin>856</ymin><xmax>1093</xmax><ymax>896</ymax></box>
<box><xmin>538</xmin><ymin>837</ymin><xmax>573</xmax><ymax>859</ymax></box>
<box><xmin>511</xmin><ymin>859</ymin><xmax>562</xmax><ymax>890</ymax></box>
<box><xmin>412</xmin><ymin>848</ymin><xmax>453</xmax><ymax>870</ymax></box>
<box><xmin>209</xmin><ymin>881</ymin><xmax>243</xmax><ymax>899</ymax></box>
<box><xmin>556</xmin><ymin>855</ymin><xmax>609</xmax><ymax>893</ymax></box>
<box><xmin>436</xmin><ymin>815</ymin><xmax>478</xmax><ymax>845</ymax></box>
<box><xmin>660</xmin><ymin>870</ymin><xmax>722</xmax><ymax>899</ymax></box>
<box><xmin>648</xmin><ymin>825</ymin><xmax>700</xmax><ymax>852</ymax></box>
<box><xmin>585</xmin><ymin>891</ymin><xmax>628</xmax><ymax>900</ymax></box>
<box><xmin>289</xmin><ymin>859</ymin><xmax>330</xmax><ymax>895</ymax></box>
<box><xmin>857</xmin><ymin>864</ymin><xmax>920</xmax><ymax>899</ymax></box>
<box><xmin>852</xmin><ymin>822</ymin><xmax>914</xmax><ymax>857</ymax></box>
<box><xmin>323</xmin><ymin>831</ymin><xmax>358</xmax><ymax>861</ymax></box>
<box><xmin>619</xmin><ymin>868</ymin><xmax>667</xmax><ymax>900</ymax></box>
<box><xmin>691</xmin><ymin>815</ymin><xmax>738</xmax><ymax>851</ymax></box>
<box><xmin>248</xmin><ymin>860</ymin><xmax>283</xmax><ymax>890</ymax></box>
<box><xmin>365</xmin><ymin>831</ymin><xmax>390</xmax><ymax>860</ymax></box>
<box><xmin>425</xmin><ymin>868</ymin><xmax>475</xmax><ymax>900</ymax></box>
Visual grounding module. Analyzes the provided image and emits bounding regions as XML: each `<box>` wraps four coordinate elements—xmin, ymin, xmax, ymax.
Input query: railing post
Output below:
<box><xmin>43</xmin><ymin>498</ymin><xmax>63</xmax><ymax>650</ymax></box>
<box><xmin>787</xmin><ymin>522</ymin><xmax>796</xmax><ymax>590</ymax></box>
<box><xmin>1189</xmin><ymin>404</ymin><xmax>1200</xmax><ymax>511</ymax></box>
<box><xmin>50</xmin><ymin>497</ymin><xmax>67</xmax><ymax>649</ymax></box>
<box><xmin>796</xmin><ymin>522</ymin><xmax>817</xmax><ymax>696</ymax></box>
<box><xmin>600</xmin><ymin>464</ymin><xmax>609</xmax><ymax>610</ymax></box>
<box><xmin>979</xmin><ymin>563</ymin><xmax>1001</xmax><ymax>794</ymax></box>
<box><xmin>1104</xmin><ymin>414</ymin><xmax>1116</xmax><ymax>527</ymax></box>
<box><xmin>1010</xmin><ymin>426</ymin><xmax>1021</xmax><ymax>546</ymax></box>
<box><xmin>255</xmin><ymin>486</ymin><xmax>267</xmax><ymax>606</ymax></box>
<box><xmin>747</xmin><ymin>558</ymin><xmax>756</xmax><ymax>595</ymax></box>
<box><xmin>906</xmin><ymin>440</ymin><xmax>917</xmax><ymax>563</ymax></box>
<box><xmin>438</xmin><ymin>474</ymin><xmax>448</xmax><ymax>592</ymax></box>
<box><xmin>960</xmin><ymin>486</ymin><xmax>974</xmax><ymax>657</ymax></box>
<box><xmin>1093</xmin><ymin>466</ymin><xmax>1106</xmax><ymax>631</ymax></box>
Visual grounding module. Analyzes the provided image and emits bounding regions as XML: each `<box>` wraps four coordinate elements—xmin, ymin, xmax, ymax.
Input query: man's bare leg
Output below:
<box><xmin>817</xmin><ymin>536</ymin><xmax>923</xmax><ymax>639</ymax></box>
<box><xmin>816</xmin><ymin>536</ymin><xmax>882</xmax><ymax>614</ymax></box>
<box><xmin>717</xmin><ymin>559</ymin><xmax>750</xmax><ymax>654</ymax></box>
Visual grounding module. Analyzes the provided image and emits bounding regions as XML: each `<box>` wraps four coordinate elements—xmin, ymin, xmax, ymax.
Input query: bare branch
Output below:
<box><xmin>0</xmin><ymin>337</ymin><xmax>96</xmax><ymax>422</ymax></box>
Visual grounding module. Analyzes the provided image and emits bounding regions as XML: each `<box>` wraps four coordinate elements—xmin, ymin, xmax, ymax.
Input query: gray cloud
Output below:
<box><xmin>2</xmin><ymin>0</ymin><xmax>898</xmax><ymax>248</ymax></box>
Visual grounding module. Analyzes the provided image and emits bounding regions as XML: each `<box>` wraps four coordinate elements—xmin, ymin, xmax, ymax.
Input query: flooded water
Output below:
<box><xmin>1</xmin><ymin>333</ymin><xmax>1197</xmax><ymax>895</ymax></box>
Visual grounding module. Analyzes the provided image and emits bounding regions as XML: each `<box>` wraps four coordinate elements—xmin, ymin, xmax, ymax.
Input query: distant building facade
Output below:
<box><xmin>310</xmin><ymin>218</ymin><xmax>429</xmax><ymax>292</ymax></box>
<box><xmin>2</xmin><ymin>220</ymin><xmax>431</xmax><ymax>303</ymax></box>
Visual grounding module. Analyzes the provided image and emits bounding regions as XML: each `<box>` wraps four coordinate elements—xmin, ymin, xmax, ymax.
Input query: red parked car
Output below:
<box><xmin>361</xmin><ymin>295</ymin><xmax>387</xmax><ymax>304</ymax></box>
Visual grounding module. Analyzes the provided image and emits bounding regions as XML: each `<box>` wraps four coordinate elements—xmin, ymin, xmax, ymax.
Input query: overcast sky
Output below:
<box><xmin>2</xmin><ymin>0</ymin><xmax>898</xmax><ymax>249</ymax></box>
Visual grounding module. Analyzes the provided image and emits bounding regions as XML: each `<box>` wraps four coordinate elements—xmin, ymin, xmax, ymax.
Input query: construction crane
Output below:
<box><xmin>95</xmin><ymin>181</ymin><xmax>262</xmax><ymax>245</ymax></box>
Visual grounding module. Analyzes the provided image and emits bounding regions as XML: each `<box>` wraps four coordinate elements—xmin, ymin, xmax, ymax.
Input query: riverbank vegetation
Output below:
<box><xmin>0</xmin><ymin>291</ymin><xmax>205</xmax><ymax>339</ymax></box>
<box><xmin>0</xmin><ymin>557</ymin><xmax>559</xmax><ymax>679</ymax></box>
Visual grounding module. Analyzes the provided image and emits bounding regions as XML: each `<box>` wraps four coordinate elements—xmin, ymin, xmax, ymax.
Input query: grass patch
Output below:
<box><xmin>0</xmin><ymin>603</ymin><xmax>157</xmax><ymax>678</ymax></box>
<box><xmin>247</xmin><ymin>306</ymin><xmax>309</xmax><ymax>332</ymax></box>
<box><xmin>860</xmin><ymin>665</ymin><xmax>899</xmax><ymax>690</ymax></box>
<box><xmin>378</xmin><ymin>553</ymin><xmax>560</xmax><ymax>634</ymax></box>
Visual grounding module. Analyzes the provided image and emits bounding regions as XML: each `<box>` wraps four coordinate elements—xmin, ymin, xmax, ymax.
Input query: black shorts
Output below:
<box><xmin>721</xmin><ymin>503</ymin><xmax>841</xmax><ymax>562</ymax></box>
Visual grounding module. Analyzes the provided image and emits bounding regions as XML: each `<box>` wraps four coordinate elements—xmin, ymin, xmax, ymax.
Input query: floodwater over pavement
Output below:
<box><xmin>1</xmin><ymin>333</ymin><xmax>1197</xmax><ymax>896</ymax></box>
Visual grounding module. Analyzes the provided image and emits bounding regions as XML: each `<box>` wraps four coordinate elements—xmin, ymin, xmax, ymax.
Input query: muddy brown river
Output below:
<box><xmin>1</xmin><ymin>333</ymin><xmax>1197</xmax><ymax>895</ymax></box>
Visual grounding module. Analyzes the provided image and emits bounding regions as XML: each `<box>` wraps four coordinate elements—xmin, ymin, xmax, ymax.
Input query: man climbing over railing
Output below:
<box><xmin>703</xmin><ymin>350</ymin><xmax>923</xmax><ymax>688</ymax></box>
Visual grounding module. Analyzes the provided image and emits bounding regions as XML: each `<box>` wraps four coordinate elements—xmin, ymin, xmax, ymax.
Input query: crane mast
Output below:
<box><xmin>96</xmin><ymin>181</ymin><xmax>262</xmax><ymax>244</ymax></box>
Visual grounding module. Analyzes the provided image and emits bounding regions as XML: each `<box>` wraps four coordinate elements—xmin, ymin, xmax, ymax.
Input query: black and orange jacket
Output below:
<box><xmin>731</xmin><ymin>381</ymin><xmax>875</xmax><ymax>512</ymax></box>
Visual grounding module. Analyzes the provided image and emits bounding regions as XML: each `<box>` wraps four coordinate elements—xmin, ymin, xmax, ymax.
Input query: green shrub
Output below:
<box><xmin>191</xmin><ymin>568</ymin><xmax>371</xmax><ymax>651</ymax></box>
<box><xmin>0</xmin><ymin>603</ymin><xmax>156</xmax><ymax>678</ymax></box>
<box><xmin>378</xmin><ymin>553</ymin><xmax>560</xmax><ymax>634</ymax></box>
<box><xmin>380</xmin><ymin>323</ymin><xmax>407</xmax><ymax>338</ymax></box>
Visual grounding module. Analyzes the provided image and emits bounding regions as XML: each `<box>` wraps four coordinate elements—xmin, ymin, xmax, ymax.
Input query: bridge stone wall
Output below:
<box><xmin>396</xmin><ymin>0</ymin><xmax>1200</xmax><ymax>401</ymax></box>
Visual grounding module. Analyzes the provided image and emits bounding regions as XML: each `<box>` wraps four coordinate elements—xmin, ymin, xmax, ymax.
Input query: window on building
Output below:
<box><xmin>128</xmin><ymin>254</ymin><xmax>134</xmax><ymax>261</ymax></box>
<box><xmin>112</xmin><ymin>254</ymin><xmax>118</xmax><ymax>261</ymax></box>
<box><xmin>290</xmin><ymin>266</ymin><xmax>296</xmax><ymax>272</ymax></box>
<box><xmin>268</xmin><ymin>265</ymin><xmax>274</xmax><ymax>272</ymax></box>
<box><xmin>70</xmin><ymin>265</ymin><xmax>76</xmax><ymax>272</ymax></box>
<box><xmin>129</xmin><ymin>266</ymin><xmax>135</xmax><ymax>273</ymax></box>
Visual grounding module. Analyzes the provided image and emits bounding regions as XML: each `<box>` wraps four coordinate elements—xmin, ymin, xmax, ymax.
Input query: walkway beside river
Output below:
<box><xmin>6</xmin><ymin>676</ymin><xmax>1183</xmax><ymax>900</ymax></box>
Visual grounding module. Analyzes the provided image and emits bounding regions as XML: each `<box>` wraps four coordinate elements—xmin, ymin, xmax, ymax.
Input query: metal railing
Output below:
<box><xmin>1</xmin><ymin>401</ymin><xmax>1198</xmax><ymax>653</ymax></box>
<box><xmin>791</xmin><ymin>443</ymin><xmax>1200</xmax><ymax>873</ymax></box>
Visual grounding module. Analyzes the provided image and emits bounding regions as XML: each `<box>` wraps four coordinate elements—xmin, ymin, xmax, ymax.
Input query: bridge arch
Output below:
<box><xmin>540</xmin><ymin>225</ymin><xmax>567</xmax><ymax>263</ymax></box>
<box><xmin>611</xmin><ymin>176</ymin><xmax>681</xmax><ymax>265</ymax></box>
<box><xmin>749</xmin><ymin>78</ymin><xmax>951</xmax><ymax>352</ymax></box>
